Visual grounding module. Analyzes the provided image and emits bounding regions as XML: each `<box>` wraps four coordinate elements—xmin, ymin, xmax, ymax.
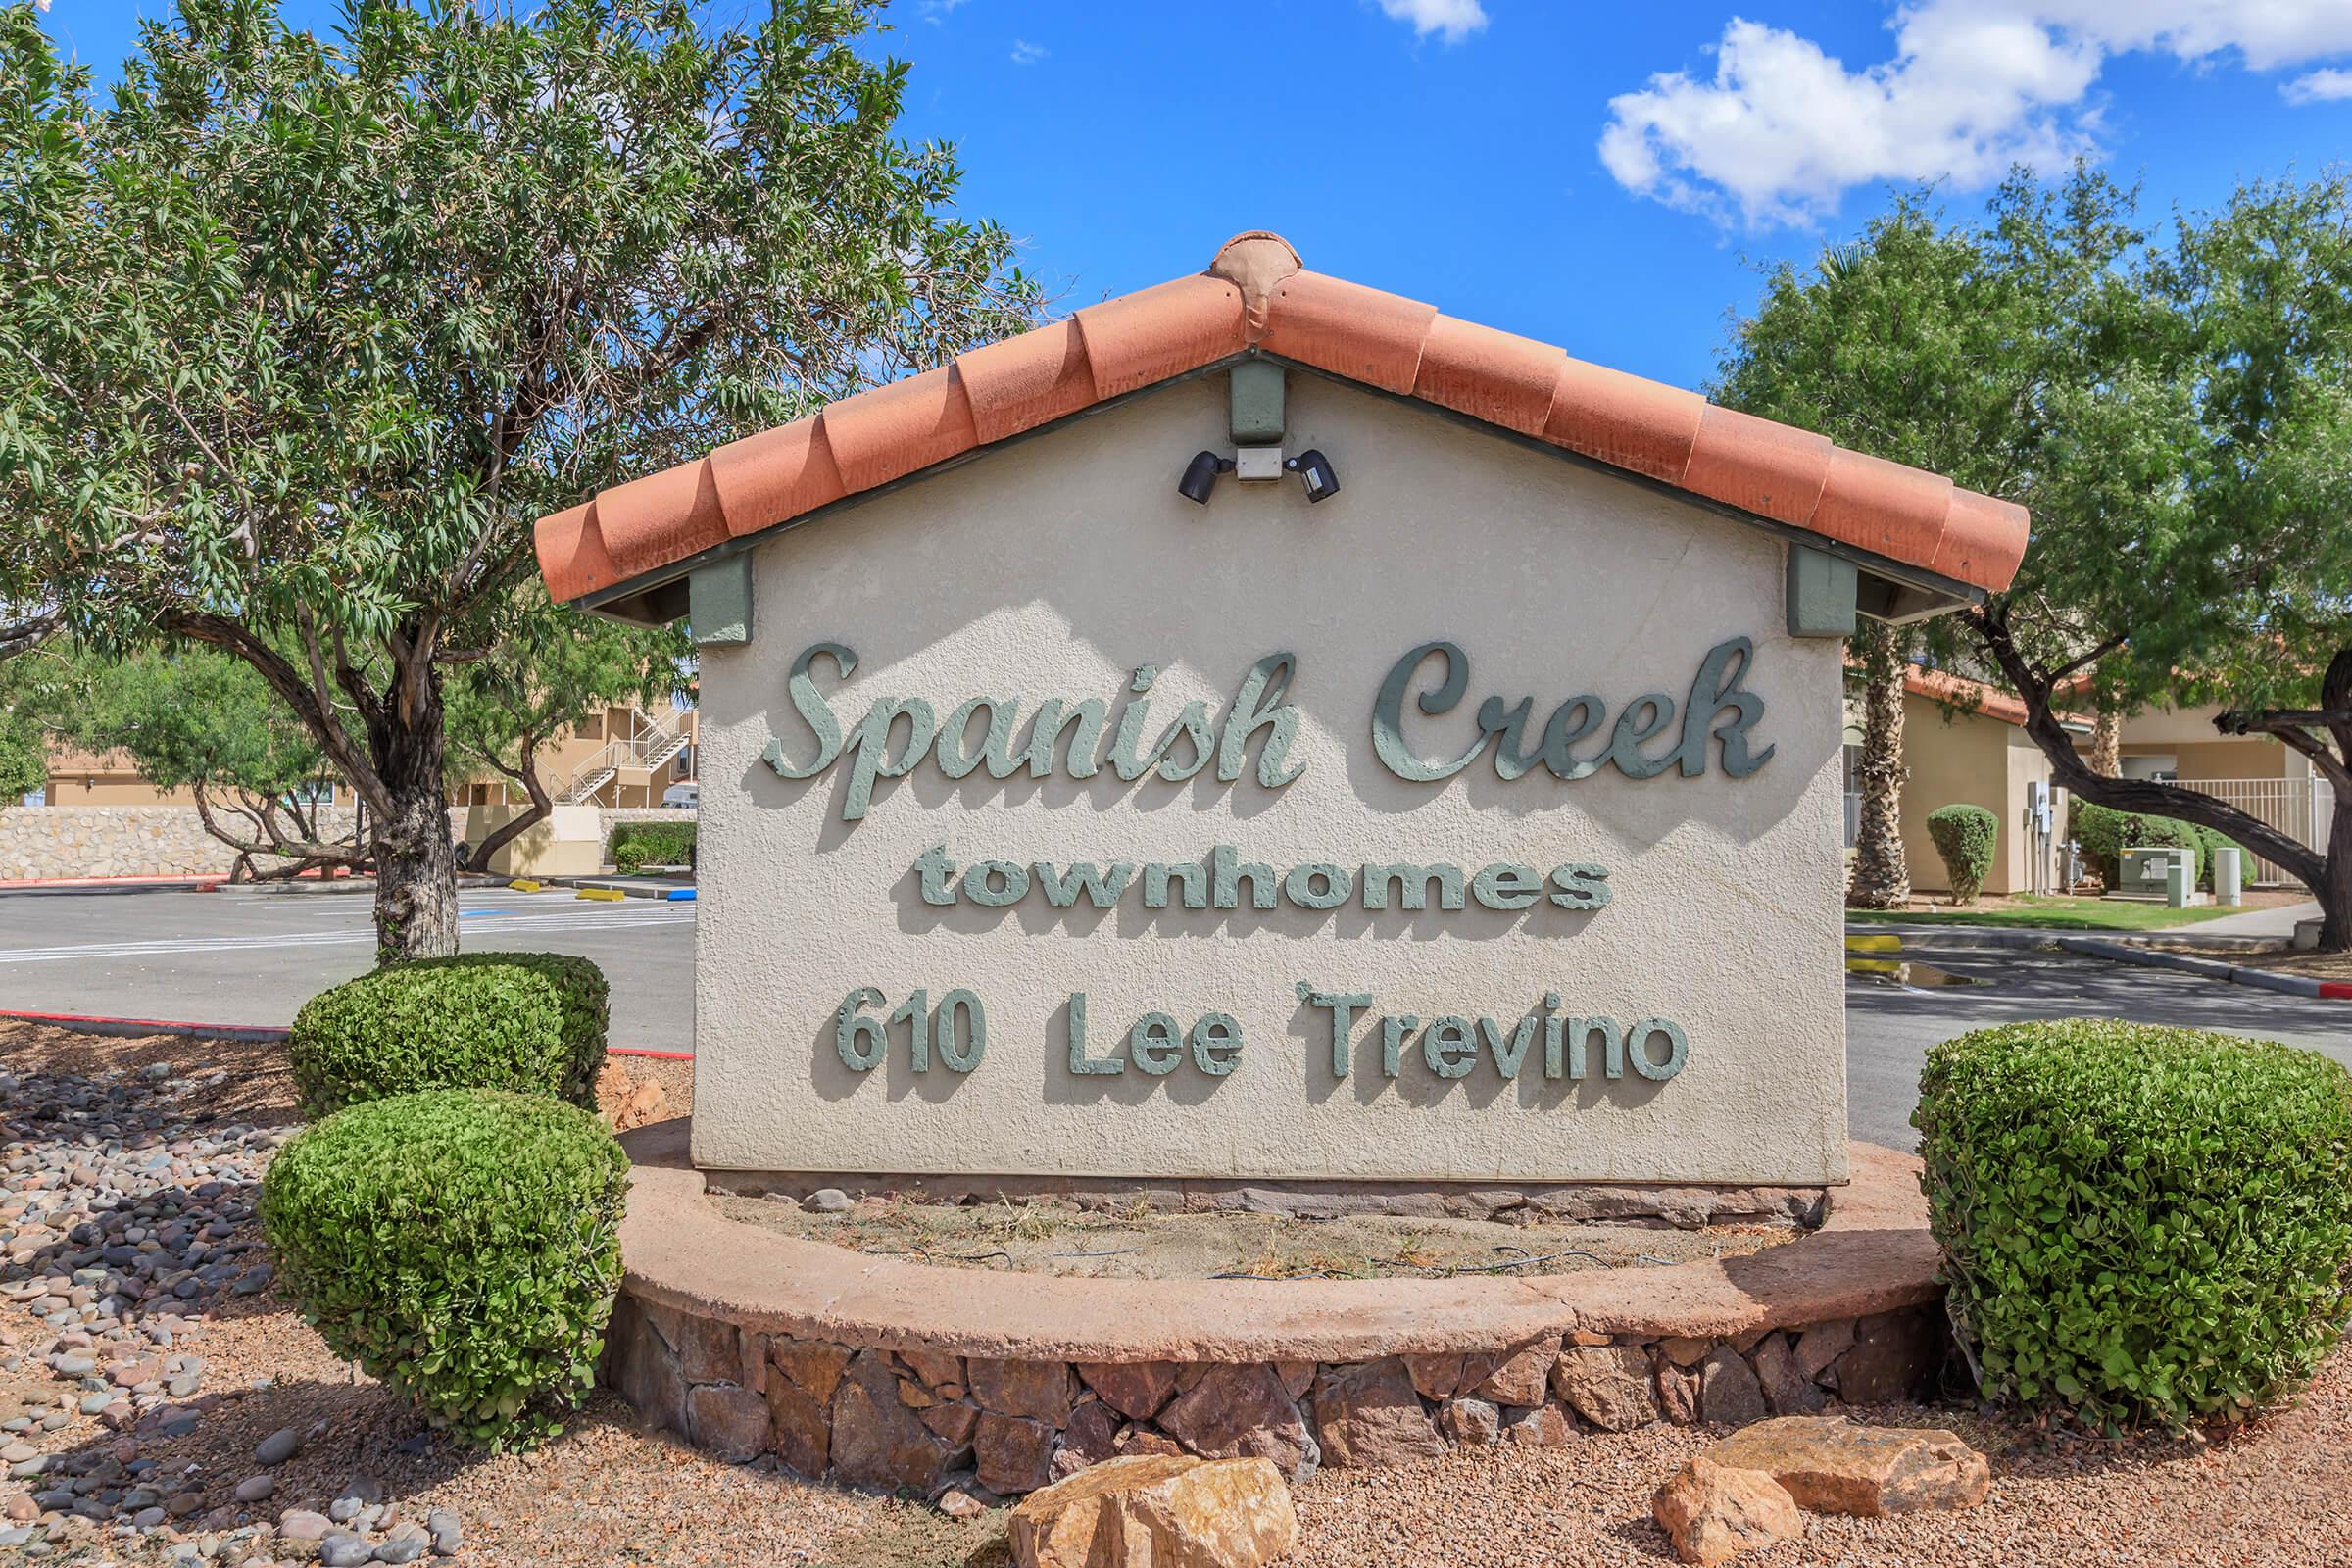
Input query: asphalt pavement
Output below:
<box><xmin>0</xmin><ymin>886</ymin><xmax>2344</xmax><ymax>1150</ymax></box>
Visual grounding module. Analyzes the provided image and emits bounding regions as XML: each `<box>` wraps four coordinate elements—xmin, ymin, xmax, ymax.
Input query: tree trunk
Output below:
<box><xmin>368</xmin><ymin>664</ymin><xmax>460</xmax><ymax>963</ymax></box>
<box><xmin>1848</xmin><ymin>622</ymin><xmax>1911</xmax><ymax>909</ymax></box>
<box><xmin>2321</xmin><ymin>797</ymin><xmax>2352</xmax><ymax>953</ymax></box>
<box><xmin>1971</xmin><ymin>607</ymin><xmax>2347</xmax><ymax>951</ymax></box>
<box><xmin>2088</xmin><ymin>704</ymin><xmax>2121</xmax><ymax>776</ymax></box>
<box><xmin>464</xmin><ymin>738</ymin><xmax>552</xmax><ymax>874</ymax></box>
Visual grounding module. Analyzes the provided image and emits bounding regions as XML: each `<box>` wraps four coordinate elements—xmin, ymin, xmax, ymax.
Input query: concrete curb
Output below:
<box><xmin>0</xmin><ymin>1006</ymin><xmax>695</xmax><ymax>1057</ymax></box>
<box><xmin>1844</xmin><ymin>921</ymin><xmax>2290</xmax><ymax>954</ymax></box>
<box><xmin>2050</xmin><ymin>938</ymin><xmax>2352</xmax><ymax>1000</ymax></box>
<box><xmin>540</xmin><ymin>875</ymin><xmax>697</xmax><ymax>902</ymax></box>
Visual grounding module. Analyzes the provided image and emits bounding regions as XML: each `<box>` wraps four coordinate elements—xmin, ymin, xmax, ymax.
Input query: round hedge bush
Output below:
<box><xmin>288</xmin><ymin>952</ymin><xmax>610</xmax><ymax>1117</ymax></box>
<box><xmin>1916</xmin><ymin>1020</ymin><xmax>2352</xmax><ymax>1432</ymax></box>
<box><xmin>261</xmin><ymin>1089</ymin><xmax>629</xmax><ymax>1449</ymax></box>
<box><xmin>1925</xmin><ymin>804</ymin><xmax>1998</xmax><ymax>904</ymax></box>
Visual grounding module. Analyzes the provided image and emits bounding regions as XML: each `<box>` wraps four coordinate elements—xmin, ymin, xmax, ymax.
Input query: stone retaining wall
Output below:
<box><xmin>605</xmin><ymin>1290</ymin><xmax>1948</xmax><ymax>1498</ymax></box>
<box><xmin>601</xmin><ymin>1131</ymin><xmax>1951</xmax><ymax>1502</ymax></box>
<box><xmin>0</xmin><ymin>806</ymin><xmax>361</xmax><ymax>880</ymax></box>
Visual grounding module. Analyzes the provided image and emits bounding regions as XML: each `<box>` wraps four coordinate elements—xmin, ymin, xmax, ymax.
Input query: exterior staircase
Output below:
<box><xmin>558</xmin><ymin>710</ymin><xmax>691</xmax><ymax>806</ymax></box>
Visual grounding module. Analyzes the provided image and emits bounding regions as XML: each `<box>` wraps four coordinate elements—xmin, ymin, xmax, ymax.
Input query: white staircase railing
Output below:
<box><xmin>558</xmin><ymin>710</ymin><xmax>690</xmax><ymax>806</ymax></box>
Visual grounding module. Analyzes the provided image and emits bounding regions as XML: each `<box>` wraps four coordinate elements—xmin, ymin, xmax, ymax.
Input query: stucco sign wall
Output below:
<box><xmin>689</xmin><ymin>377</ymin><xmax>1851</xmax><ymax>1188</ymax></box>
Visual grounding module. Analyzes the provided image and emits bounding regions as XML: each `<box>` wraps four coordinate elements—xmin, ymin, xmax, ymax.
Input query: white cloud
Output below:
<box><xmin>1008</xmin><ymin>38</ymin><xmax>1048</xmax><ymax>65</ymax></box>
<box><xmin>2284</xmin><ymin>66</ymin><xmax>2352</xmax><ymax>103</ymax></box>
<box><xmin>917</xmin><ymin>0</ymin><xmax>969</xmax><ymax>23</ymax></box>
<box><xmin>1376</xmin><ymin>0</ymin><xmax>1487</xmax><ymax>45</ymax></box>
<box><xmin>1602</xmin><ymin>3</ymin><xmax>2352</xmax><ymax>227</ymax></box>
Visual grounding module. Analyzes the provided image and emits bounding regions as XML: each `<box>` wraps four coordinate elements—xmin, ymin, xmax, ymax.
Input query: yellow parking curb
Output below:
<box><xmin>576</xmin><ymin>887</ymin><xmax>628</xmax><ymax>902</ymax></box>
<box><xmin>1843</xmin><ymin>933</ymin><xmax>1902</xmax><ymax>954</ymax></box>
<box><xmin>509</xmin><ymin>878</ymin><xmax>544</xmax><ymax>893</ymax></box>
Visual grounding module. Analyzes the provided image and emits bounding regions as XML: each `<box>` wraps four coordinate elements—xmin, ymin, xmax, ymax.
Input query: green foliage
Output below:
<box><xmin>2071</xmin><ymin>802</ymin><xmax>2247</xmax><ymax>891</ymax></box>
<box><xmin>289</xmin><ymin>953</ymin><xmax>610</xmax><ymax>1117</ymax></box>
<box><xmin>609</xmin><ymin>819</ymin><xmax>696</xmax><ymax>873</ymax></box>
<box><xmin>0</xmin><ymin>0</ymin><xmax>1040</xmax><ymax>952</ymax></box>
<box><xmin>0</xmin><ymin>710</ymin><xmax>42</xmax><ymax>802</ymax></box>
<box><xmin>260</xmin><ymin>1089</ymin><xmax>629</xmax><ymax>1449</ymax></box>
<box><xmin>1925</xmin><ymin>805</ymin><xmax>1997</xmax><ymax>903</ymax></box>
<box><xmin>444</xmin><ymin>585</ymin><xmax>689</xmax><ymax>803</ymax></box>
<box><xmin>1916</xmin><ymin>1020</ymin><xmax>2352</xmax><ymax>1433</ymax></box>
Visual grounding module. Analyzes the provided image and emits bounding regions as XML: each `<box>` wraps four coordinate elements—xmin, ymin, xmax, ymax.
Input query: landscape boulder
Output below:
<box><xmin>1704</xmin><ymin>1415</ymin><xmax>1989</xmax><ymax>1517</ymax></box>
<box><xmin>1008</xmin><ymin>1453</ymin><xmax>1297</xmax><ymax>1568</ymax></box>
<box><xmin>1651</xmin><ymin>1456</ymin><xmax>1803</xmax><ymax>1565</ymax></box>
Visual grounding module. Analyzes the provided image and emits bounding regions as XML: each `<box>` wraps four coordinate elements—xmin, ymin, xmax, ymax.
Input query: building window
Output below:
<box><xmin>284</xmin><ymin>780</ymin><xmax>336</xmax><ymax>807</ymax></box>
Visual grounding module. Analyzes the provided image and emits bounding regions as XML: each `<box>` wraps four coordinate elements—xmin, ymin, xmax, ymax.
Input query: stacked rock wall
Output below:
<box><xmin>603</xmin><ymin>1290</ymin><xmax>1949</xmax><ymax>1498</ymax></box>
<box><xmin>0</xmin><ymin>807</ymin><xmax>363</xmax><ymax>880</ymax></box>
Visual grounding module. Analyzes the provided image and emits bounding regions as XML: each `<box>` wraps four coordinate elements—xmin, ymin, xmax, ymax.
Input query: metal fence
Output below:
<box><xmin>2170</xmin><ymin>776</ymin><xmax>2336</xmax><ymax>884</ymax></box>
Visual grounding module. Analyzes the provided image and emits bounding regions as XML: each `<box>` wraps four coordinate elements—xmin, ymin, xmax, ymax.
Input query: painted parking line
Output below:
<box><xmin>0</xmin><ymin>905</ymin><xmax>695</xmax><ymax>964</ymax></box>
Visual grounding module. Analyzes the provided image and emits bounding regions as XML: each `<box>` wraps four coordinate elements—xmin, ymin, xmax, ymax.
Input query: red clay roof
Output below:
<box><xmin>535</xmin><ymin>231</ymin><xmax>2031</xmax><ymax>605</ymax></box>
<box><xmin>1900</xmin><ymin>666</ymin><xmax>2090</xmax><ymax>731</ymax></box>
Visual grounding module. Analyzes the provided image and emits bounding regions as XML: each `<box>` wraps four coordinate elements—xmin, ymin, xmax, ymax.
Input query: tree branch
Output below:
<box><xmin>1968</xmin><ymin>602</ymin><xmax>2330</xmax><ymax>889</ymax></box>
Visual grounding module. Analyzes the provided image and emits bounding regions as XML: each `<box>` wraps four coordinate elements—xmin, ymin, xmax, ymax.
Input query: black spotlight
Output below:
<box><xmin>1178</xmin><ymin>450</ymin><xmax>1234</xmax><ymax>504</ymax></box>
<box><xmin>1286</xmin><ymin>449</ymin><xmax>1340</xmax><ymax>503</ymax></box>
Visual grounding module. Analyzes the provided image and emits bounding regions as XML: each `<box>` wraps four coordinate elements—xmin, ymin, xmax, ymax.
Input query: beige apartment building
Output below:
<box><xmin>1849</xmin><ymin>668</ymin><xmax>2333</xmax><ymax>895</ymax></box>
<box><xmin>30</xmin><ymin>700</ymin><xmax>696</xmax><ymax>812</ymax></box>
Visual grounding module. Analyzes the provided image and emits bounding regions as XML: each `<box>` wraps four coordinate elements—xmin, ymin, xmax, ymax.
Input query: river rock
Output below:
<box><xmin>1651</xmin><ymin>1455</ymin><xmax>1803</xmax><ymax>1565</ymax></box>
<box><xmin>1008</xmin><ymin>1453</ymin><xmax>1296</xmax><ymax>1568</ymax></box>
<box><xmin>1307</xmin><ymin>1359</ymin><xmax>1446</xmax><ymax>1468</ymax></box>
<box><xmin>1704</xmin><ymin>1415</ymin><xmax>1988</xmax><ymax>1517</ymax></box>
<box><xmin>1551</xmin><ymin>1346</ymin><xmax>1659</xmax><ymax>1431</ymax></box>
<box><xmin>1155</xmin><ymin>1364</ymin><xmax>1318</xmax><ymax>1483</ymax></box>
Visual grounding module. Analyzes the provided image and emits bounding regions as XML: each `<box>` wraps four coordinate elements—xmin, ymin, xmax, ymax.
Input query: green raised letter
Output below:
<box><xmin>762</xmin><ymin>642</ymin><xmax>855</xmax><ymax>780</ymax></box>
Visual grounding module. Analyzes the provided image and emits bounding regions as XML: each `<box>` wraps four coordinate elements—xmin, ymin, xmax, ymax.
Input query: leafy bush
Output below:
<box><xmin>262</xmin><ymin>1090</ymin><xmax>629</xmax><ymax>1449</ymax></box>
<box><xmin>610</xmin><ymin>819</ymin><xmax>696</xmax><ymax>873</ymax></box>
<box><xmin>2070</xmin><ymin>802</ymin><xmax>2246</xmax><ymax>890</ymax></box>
<box><xmin>1926</xmin><ymin>804</ymin><xmax>1998</xmax><ymax>903</ymax></box>
<box><xmin>1916</xmin><ymin>1020</ymin><xmax>2352</xmax><ymax>1432</ymax></box>
<box><xmin>289</xmin><ymin>953</ymin><xmax>610</xmax><ymax>1117</ymax></box>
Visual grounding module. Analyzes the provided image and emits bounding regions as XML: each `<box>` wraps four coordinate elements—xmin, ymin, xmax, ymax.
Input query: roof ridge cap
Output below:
<box><xmin>1207</xmin><ymin>230</ymin><xmax>1303</xmax><ymax>343</ymax></box>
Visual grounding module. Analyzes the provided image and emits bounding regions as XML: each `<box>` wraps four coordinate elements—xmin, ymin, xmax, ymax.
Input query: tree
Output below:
<box><xmin>445</xmin><ymin>591</ymin><xmax>689</xmax><ymax>872</ymax></box>
<box><xmin>0</xmin><ymin>0</ymin><xmax>1040</xmax><ymax>958</ymax></box>
<box><xmin>13</xmin><ymin>643</ymin><xmax>363</xmax><ymax>879</ymax></box>
<box><xmin>1715</xmin><ymin>210</ymin><xmax>2028</xmax><ymax>907</ymax></box>
<box><xmin>1964</xmin><ymin>172</ymin><xmax>2352</xmax><ymax>947</ymax></box>
<box><xmin>1721</xmin><ymin>169</ymin><xmax>2352</xmax><ymax>949</ymax></box>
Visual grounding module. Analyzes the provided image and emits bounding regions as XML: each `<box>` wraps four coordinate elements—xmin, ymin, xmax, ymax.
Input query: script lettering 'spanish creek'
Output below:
<box><xmin>762</xmin><ymin>637</ymin><xmax>1774</xmax><ymax>820</ymax></box>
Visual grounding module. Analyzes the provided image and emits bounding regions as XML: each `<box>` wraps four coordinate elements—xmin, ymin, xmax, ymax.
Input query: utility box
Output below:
<box><xmin>2115</xmin><ymin>846</ymin><xmax>2201</xmax><ymax>904</ymax></box>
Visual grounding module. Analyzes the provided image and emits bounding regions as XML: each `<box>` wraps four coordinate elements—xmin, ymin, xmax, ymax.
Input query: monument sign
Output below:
<box><xmin>535</xmin><ymin>232</ymin><xmax>2028</xmax><ymax>1197</ymax></box>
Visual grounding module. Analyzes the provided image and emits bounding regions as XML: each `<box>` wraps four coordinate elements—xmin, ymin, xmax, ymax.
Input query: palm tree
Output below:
<box><xmin>1848</xmin><ymin>621</ymin><xmax>1911</xmax><ymax>908</ymax></box>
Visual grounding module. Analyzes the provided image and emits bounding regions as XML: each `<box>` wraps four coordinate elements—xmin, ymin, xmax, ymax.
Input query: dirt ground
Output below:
<box><xmin>2222</xmin><ymin>948</ymin><xmax>2352</xmax><ymax>983</ymax></box>
<box><xmin>712</xmin><ymin>1190</ymin><xmax>1791</xmax><ymax>1281</ymax></box>
<box><xmin>6</xmin><ymin>1020</ymin><xmax>2351</xmax><ymax>1567</ymax></box>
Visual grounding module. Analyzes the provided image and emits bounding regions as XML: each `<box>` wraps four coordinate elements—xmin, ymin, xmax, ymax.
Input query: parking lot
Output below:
<box><xmin>2</xmin><ymin>884</ymin><xmax>2346</xmax><ymax>1150</ymax></box>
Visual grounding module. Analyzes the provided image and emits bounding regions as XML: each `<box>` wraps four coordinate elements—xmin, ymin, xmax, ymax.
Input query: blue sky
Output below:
<box><xmin>35</xmin><ymin>0</ymin><xmax>2352</xmax><ymax>389</ymax></box>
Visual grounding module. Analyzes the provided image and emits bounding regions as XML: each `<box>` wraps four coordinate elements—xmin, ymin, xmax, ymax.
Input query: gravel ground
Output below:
<box><xmin>711</xmin><ymin>1192</ymin><xmax>1790</xmax><ymax>1281</ymax></box>
<box><xmin>5</xmin><ymin>1020</ymin><xmax>2349</xmax><ymax>1567</ymax></box>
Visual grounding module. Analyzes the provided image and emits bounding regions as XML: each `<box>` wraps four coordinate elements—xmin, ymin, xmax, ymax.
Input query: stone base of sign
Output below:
<box><xmin>705</xmin><ymin>1170</ymin><xmax>1829</xmax><ymax>1228</ymax></box>
<box><xmin>604</xmin><ymin>1124</ymin><xmax>1947</xmax><ymax>1497</ymax></box>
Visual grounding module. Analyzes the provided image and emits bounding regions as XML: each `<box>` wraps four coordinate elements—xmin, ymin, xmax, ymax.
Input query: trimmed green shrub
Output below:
<box><xmin>289</xmin><ymin>953</ymin><xmax>610</xmax><ymax>1117</ymax></box>
<box><xmin>2070</xmin><ymin>802</ymin><xmax>2246</xmax><ymax>890</ymax></box>
<box><xmin>1925</xmin><ymin>804</ymin><xmax>1998</xmax><ymax>904</ymax></box>
<box><xmin>610</xmin><ymin>819</ymin><xmax>696</xmax><ymax>873</ymax></box>
<box><xmin>1916</xmin><ymin>1020</ymin><xmax>2352</xmax><ymax>1432</ymax></box>
<box><xmin>261</xmin><ymin>1090</ymin><xmax>629</xmax><ymax>1449</ymax></box>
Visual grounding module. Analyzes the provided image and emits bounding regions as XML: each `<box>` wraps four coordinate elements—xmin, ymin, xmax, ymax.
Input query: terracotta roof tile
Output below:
<box><xmin>589</xmin><ymin>461</ymin><xmax>729</xmax><ymax>582</ymax></box>
<box><xmin>1931</xmin><ymin>488</ymin><xmax>2032</xmax><ymax>592</ymax></box>
<box><xmin>1811</xmin><ymin>447</ymin><xmax>1952</xmax><ymax>564</ymax></box>
<box><xmin>956</xmin><ymin>318</ymin><xmax>1096</xmax><ymax>445</ymax></box>
<box><xmin>1073</xmin><ymin>275</ymin><xmax>1245</xmax><ymax>399</ymax></box>
<box><xmin>1898</xmin><ymin>665</ymin><xmax>2091</xmax><ymax>731</ymax></box>
<box><xmin>1543</xmin><ymin>357</ymin><xmax>1704</xmax><ymax>484</ymax></box>
<box><xmin>534</xmin><ymin>230</ymin><xmax>2033</xmax><ymax>606</ymax></box>
<box><xmin>1261</xmin><ymin>271</ymin><xmax>1437</xmax><ymax>394</ymax></box>
<box><xmin>818</xmin><ymin>364</ymin><xmax>978</xmax><ymax>494</ymax></box>
<box><xmin>1413</xmin><ymin>316</ymin><xmax>1562</xmax><ymax>436</ymax></box>
<box><xmin>1681</xmin><ymin>405</ymin><xmax>1833</xmax><ymax>528</ymax></box>
<box><xmin>706</xmin><ymin>417</ymin><xmax>846</xmax><ymax>539</ymax></box>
